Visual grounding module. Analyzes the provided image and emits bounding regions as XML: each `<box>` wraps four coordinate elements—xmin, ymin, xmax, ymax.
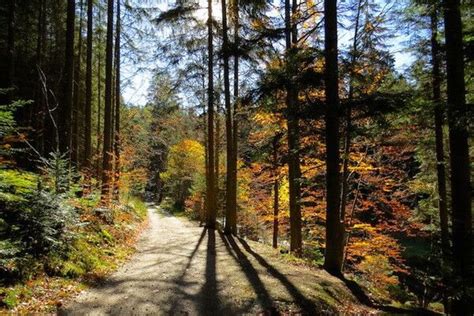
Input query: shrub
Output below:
<box><xmin>0</xmin><ymin>169</ymin><xmax>78</xmax><ymax>282</ymax></box>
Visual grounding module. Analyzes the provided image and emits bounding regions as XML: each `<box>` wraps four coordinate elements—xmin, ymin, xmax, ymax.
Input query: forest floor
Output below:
<box><xmin>60</xmin><ymin>205</ymin><xmax>375</xmax><ymax>315</ymax></box>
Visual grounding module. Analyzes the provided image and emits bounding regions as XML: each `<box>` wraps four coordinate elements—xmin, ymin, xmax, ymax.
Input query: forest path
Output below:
<box><xmin>61</xmin><ymin>205</ymin><xmax>371</xmax><ymax>315</ymax></box>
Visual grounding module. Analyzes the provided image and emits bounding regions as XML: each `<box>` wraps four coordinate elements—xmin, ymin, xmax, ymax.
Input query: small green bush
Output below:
<box><xmin>0</xmin><ymin>169</ymin><xmax>78</xmax><ymax>282</ymax></box>
<box><xmin>127</xmin><ymin>197</ymin><xmax>148</xmax><ymax>218</ymax></box>
<box><xmin>1</xmin><ymin>288</ymin><xmax>19</xmax><ymax>309</ymax></box>
<box><xmin>302</xmin><ymin>246</ymin><xmax>325</xmax><ymax>266</ymax></box>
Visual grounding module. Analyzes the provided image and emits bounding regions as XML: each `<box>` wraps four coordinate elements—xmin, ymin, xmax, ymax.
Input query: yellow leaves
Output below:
<box><xmin>173</xmin><ymin>139</ymin><xmax>205</xmax><ymax>158</ymax></box>
<box><xmin>313</xmin><ymin>57</ymin><xmax>325</xmax><ymax>73</ymax></box>
<box><xmin>249</xmin><ymin>111</ymin><xmax>286</xmax><ymax>145</ymax></box>
<box><xmin>348</xmin><ymin>161</ymin><xmax>376</xmax><ymax>173</ymax></box>
<box><xmin>352</xmin><ymin>223</ymin><xmax>377</xmax><ymax>233</ymax></box>
<box><xmin>357</xmin><ymin>254</ymin><xmax>400</xmax><ymax>291</ymax></box>
<box><xmin>408</xmin><ymin>177</ymin><xmax>434</xmax><ymax>194</ymax></box>
<box><xmin>162</xmin><ymin>139</ymin><xmax>204</xmax><ymax>181</ymax></box>
<box><xmin>120</xmin><ymin>167</ymin><xmax>148</xmax><ymax>196</ymax></box>
<box><xmin>351</xmin><ymin>240</ymin><xmax>371</xmax><ymax>250</ymax></box>
<box><xmin>300</xmin><ymin>158</ymin><xmax>324</xmax><ymax>178</ymax></box>
<box><xmin>305</xmin><ymin>89</ymin><xmax>325</xmax><ymax>100</ymax></box>
<box><xmin>250</xmin><ymin>18</ymin><xmax>266</xmax><ymax>30</ymax></box>
<box><xmin>253</xmin><ymin>112</ymin><xmax>279</xmax><ymax>126</ymax></box>
<box><xmin>364</xmin><ymin>21</ymin><xmax>375</xmax><ymax>33</ymax></box>
<box><xmin>267</xmin><ymin>57</ymin><xmax>284</xmax><ymax>71</ymax></box>
<box><xmin>300</xmin><ymin>0</ymin><xmax>320</xmax><ymax>36</ymax></box>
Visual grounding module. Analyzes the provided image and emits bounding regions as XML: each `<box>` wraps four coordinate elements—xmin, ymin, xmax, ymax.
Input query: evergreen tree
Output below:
<box><xmin>442</xmin><ymin>0</ymin><xmax>472</xmax><ymax>311</ymax></box>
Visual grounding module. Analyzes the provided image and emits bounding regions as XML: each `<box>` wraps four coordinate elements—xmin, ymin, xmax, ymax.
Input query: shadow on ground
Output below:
<box><xmin>61</xmin><ymin>208</ymin><xmax>369</xmax><ymax>315</ymax></box>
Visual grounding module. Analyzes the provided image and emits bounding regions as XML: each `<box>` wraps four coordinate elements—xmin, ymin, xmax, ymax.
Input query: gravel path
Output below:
<box><xmin>61</xmin><ymin>206</ymin><xmax>370</xmax><ymax>315</ymax></box>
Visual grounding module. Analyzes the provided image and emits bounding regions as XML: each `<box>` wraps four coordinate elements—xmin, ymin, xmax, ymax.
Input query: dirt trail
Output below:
<box><xmin>61</xmin><ymin>206</ymin><xmax>372</xmax><ymax>315</ymax></box>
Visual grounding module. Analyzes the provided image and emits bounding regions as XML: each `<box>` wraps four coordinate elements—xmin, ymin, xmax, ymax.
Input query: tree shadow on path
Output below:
<box><xmin>165</xmin><ymin>227</ymin><xmax>207</xmax><ymax>314</ymax></box>
<box><xmin>236</xmin><ymin>237</ymin><xmax>317</xmax><ymax>312</ymax></box>
<box><xmin>219</xmin><ymin>231</ymin><xmax>278</xmax><ymax>315</ymax></box>
<box><xmin>199</xmin><ymin>228</ymin><xmax>219</xmax><ymax>315</ymax></box>
<box><xmin>223</xmin><ymin>234</ymin><xmax>318</xmax><ymax>314</ymax></box>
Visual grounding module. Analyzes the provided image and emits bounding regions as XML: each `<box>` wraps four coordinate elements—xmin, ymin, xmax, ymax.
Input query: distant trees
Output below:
<box><xmin>162</xmin><ymin>139</ymin><xmax>205</xmax><ymax>210</ymax></box>
<box><xmin>0</xmin><ymin>0</ymin><xmax>122</xmax><ymax>201</ymax></box>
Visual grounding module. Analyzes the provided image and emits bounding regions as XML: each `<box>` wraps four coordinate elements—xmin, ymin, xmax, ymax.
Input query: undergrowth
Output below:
<box><xmin>0</xmin><ymin>170</ymin><xmax>148</xmax><ymax>313</ymax></box>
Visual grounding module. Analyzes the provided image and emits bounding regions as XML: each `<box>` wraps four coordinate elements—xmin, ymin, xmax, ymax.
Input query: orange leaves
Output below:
<box><xmin>249</xmin><ymin>112</ymin><xmax>286</xmax><ymax>145</ymax></box>
<box><xmin>347</xmin><ymin>222</ymin><xmax>405</xmax><ymax>299</ymax></box>
<box><xmin>253</xmin><ymin>111</ymin><xmax>281</xmax><ymax>126</ymax></box>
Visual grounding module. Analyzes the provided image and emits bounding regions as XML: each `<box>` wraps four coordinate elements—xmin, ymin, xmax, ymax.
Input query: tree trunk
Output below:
<box><xmin>340</xmin><ymin>0</ymin><xmax>362</xmax><ymax>221</ymax></box>
<box><xmin>101</xmin><ymin>0</ymin><xmax>114</xmax><ymax>200</ymax></box>
<box><xmin>231</xmin><ymin>0</ymin><xmax>239</xmax><ymax>234</ymax></box>
<box><xmin>222</xmin><ymin>0</ymin><xmax>237</xmax><ymax>235</ymax></box>
<box><xmin>323</xmin><ymin>0</ymin><xmax>344</xmax><ymax>276</ymax></box>
<box><xmin>206</xmin><ymin>0</ymin><xmax>217</xmax><ymax>228</ymax></box>
<box><xmin>202</xmin><ymin>69</ymin><xmax>207</xmax><ymax>224</ymax></box>
<box><xmin>72</xmin><ymin>0</ymin><xmax>84</xmax><ymax>165</ymax></box>
<box><xmin>84</xmin><ymin>0</ymin><xmax>93</xmax><ymax>171</ymax></box>
<box><xmin>60</xmin><ymin>0</ymin><xmax>75</xmax><ymax>155</ymax></box>
<box><xmin>285</xmin><ymin>0</ymin><xmax>302</xmax><ymax>255</ymax></box>
<box><xmin>272</xmin><ymin>137</ymin><xmax>279</xmax><ymax>249</ymax></box>
<box><xmin>442</xmin><ymin>0</ymin><xmax>472</xmax><ymax>312</ymax></box>
<box><xmin>96</xmin><ymin>5</ymin><xmax>103</xmax><ymax>180</ymax></box>
<box><xmin>215</xmin><ymin>107</ymin><xmax>220</xmax><ymax>195</ymax></box>
<box><xmin>215</xmin><ymin>67</ymin><xmax>221</xmax><ymax>209</ymax></box>
<box><xmin>35</xmin><ymin>0</ymin><xmax>46</xmax><ymax>155</ymax></box>
<box><xmin>430</xmin><ymin>7</ymin><xmax>449</xmax><ymax>257</ymax></box>
<box><xmin>113</xmin><ymin>0</ymin><xmax>121</xmax><ymax>200</ymax></box>
<box><xmin>204</xmin><ymin>99</ymin><xmax>208</xmax><ymax>224</ymax></box>
<box><xmin>7</xmin><ymin>0</ymin><xmax>15</xmax><ymax>89</ymax></box>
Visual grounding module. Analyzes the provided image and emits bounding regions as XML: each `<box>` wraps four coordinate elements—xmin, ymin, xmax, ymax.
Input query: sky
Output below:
<box><xmin>121</xmin><ymin>0</ymin><xmax>218</xmax><ymax>106</ymax></box>
<box><xmin>121</xmin><ymin>0</ymin><xmax>415</xmax><ymax>107</ymax></box>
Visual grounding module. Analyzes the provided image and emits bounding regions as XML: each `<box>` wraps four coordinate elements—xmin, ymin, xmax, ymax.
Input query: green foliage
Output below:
<box><xmin>126</xmin><ymin>197</ymin><xmax>148</xmax><ymax>219</ymax></box>
<box><xmin>99</xmin><ymin>229</ymin><xmax>114</xmax><ymax>244</ymax></box>
<box><xmin>355</xmin><ymin>254</ymin><xmax>400</xmax><ymax>303</ymax></box>
<box><xmin>162</xmin><ymin>139</ymin><xmax>205</xmax><ymax>210</ymax></box>
<box><xmin>40</xmin><ymin>151</ymin><xmax>75</xmax><ymax>194</ymax></box>
<box><xmin>0</xmin><ymin>170</ymin><xmax>37</xmax><ymax>202</ymax></box>
<box><xmin>302</xmin><ymin>246</ymin><xmax>325</xmax><ymax>266</ymax></box>
<box><xmin>0</xmin><ymin>95</ymin><xmax>31</xmax><ymax>136</ymax></box>
<box><xmin>0</xmin><ymin>97</ymin><xmax>32</xmax><ymax>161</ymax></box>
<box><xmin>0</xmin><ymin>163</ymin><xmax>78</xmax><ymax>282</ymax></box>
<box><xmin>0</xmin><ymin>286</ymin><xmax>31</xmax><ymax>309</ymax></box>
<box><xmin>0</xmin><ymin>150</ymin><xmax>84</xmax><ymax>281</ymax></box>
